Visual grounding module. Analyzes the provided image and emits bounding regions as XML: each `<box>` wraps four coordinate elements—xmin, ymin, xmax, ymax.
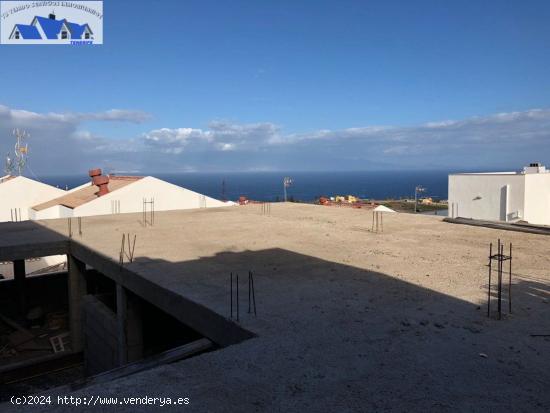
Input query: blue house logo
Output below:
<box><xmin>9</xmin><ymin>12</ymin><xmax>93</xmax><ymax>41</ymax></box>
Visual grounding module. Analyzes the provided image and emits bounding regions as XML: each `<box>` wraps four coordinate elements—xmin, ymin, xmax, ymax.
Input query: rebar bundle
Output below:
<box><xmin>119</xmin><ymin>233</ymin><xmax>137</xmax><ymax>268</ymax></box>
<box><xmin>260</xmin><ymin>202</ymin><xmax>271</xmax><ymax>215</ymax></box>
<box><xmin>371</xmin><ymin>211</ymin><xmax>383</xmax><ymax>233</ymax></box>
<box><xmin>487</xmin><ymin>239</ymin><xmax>512</xmax><ymax>319</ymax></box>
<box><xmin>142</xmin><ymin>198</ymin><xmax>155</xmax><ymax>227</ymax></box>
<box><xmin>230</xmin><ymin>270</ymin><xmax>257</xmax><ymax>321</ymax></box>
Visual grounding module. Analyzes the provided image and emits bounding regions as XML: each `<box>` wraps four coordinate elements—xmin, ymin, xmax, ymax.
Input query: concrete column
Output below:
<box><xmin>125</xmin><ymin>290</ymin><xmax>143</xmax><ymax>362</ymax></box>
<box><xmin>13</xmin><ymin>260</ymin><xmax>26</xmax><ymax>318</ymax></box>
<box><xmin>68</xmin><ymin>254</ymin><xmax>87</xmax><ymax>352</ymax></box>
<box><xmin>116</xmin><ymin>284</ymin><xmax>127</xmax><ymax>366</ymax></box>
<box><xmin>116</xmin><ymin>285</ymin><xmax>143</xmax><ymax>366</ymax></box>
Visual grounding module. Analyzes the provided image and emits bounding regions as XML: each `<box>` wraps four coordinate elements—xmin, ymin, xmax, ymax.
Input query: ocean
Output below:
<box><xmin>37</xmin><ymin>170</ymin><xmax>450</xmax><ymax>202</ymax></box>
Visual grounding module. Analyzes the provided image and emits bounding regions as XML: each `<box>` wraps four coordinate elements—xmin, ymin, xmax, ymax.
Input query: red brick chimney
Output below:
<box><xmin>88</xmin><ymin>168</ymin><xmax>110</xmax><ymax>196</ymax></box>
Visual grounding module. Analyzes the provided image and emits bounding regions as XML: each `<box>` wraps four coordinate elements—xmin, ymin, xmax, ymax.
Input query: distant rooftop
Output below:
<box><xmin>450</xmin><ymin>162</ymin><xmax>548</xmax><ymax>176</ymax></box>
<box><xmin>32</xmin><ymin>176</ymin><xmax>143</xmax><ymax>211</ymax></box>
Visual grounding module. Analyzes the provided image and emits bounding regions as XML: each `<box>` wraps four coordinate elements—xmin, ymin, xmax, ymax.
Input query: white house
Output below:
<box><xmin>0</xmin><ymin>175</ymin><xmax>67</xmax><ymax>222</ymax></box>
<box><xmin>0</xmin><ymin>171</ymin><xmax>233</xmax><ymax>278</ymax></box>
<box><xmin>448</xmin><ymin>163</ymin><xmax>550</xmax><ymax>225</ymax></box>
<box><xmin>30</xmin><ymin>172</ymin><xmax>234</xmax><ymax>220</ymax></box>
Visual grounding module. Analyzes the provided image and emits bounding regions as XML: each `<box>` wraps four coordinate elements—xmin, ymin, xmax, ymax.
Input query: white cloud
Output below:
<box><xmin>0</xmin><ymin>105</ymin><xmax>151</xmax><ymax>126</ymax></box>
<box><xmin>0</xmin><ymin>104</ymin><xmax>152</xmax><ymax>174</ymax></box>
<box><xmin>75</xmin><ymin>109</ymin><xmax>152</xmax><ymax>123</ymax></box>
<box><xmin>1</xmin><ymin>103</ymin><xmax>550</xmax><ymax>174</ymax></box>
<box><xmin>142</xmin><ymin>121</ymin><xmax>280</xmax><ymax>153</ymax></box>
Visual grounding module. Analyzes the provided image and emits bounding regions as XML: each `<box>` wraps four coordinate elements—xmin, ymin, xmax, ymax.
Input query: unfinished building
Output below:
<box><xmin>0</xmin><ymin>204</ymin><xmax>549</xmax><ymax>411</ymax></box>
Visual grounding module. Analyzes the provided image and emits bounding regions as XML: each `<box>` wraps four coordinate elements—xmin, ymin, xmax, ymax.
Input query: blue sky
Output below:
<box><xmin>1</xmin><ymin>0</ymin><xmax>550</xmax><ymax>174</ymax></box>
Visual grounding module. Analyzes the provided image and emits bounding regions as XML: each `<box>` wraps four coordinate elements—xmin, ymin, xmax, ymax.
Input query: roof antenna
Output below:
<box><xmin>12</xmin><ymin>129</ymin><xmax>29</xmax><ymax>176</ymax></box>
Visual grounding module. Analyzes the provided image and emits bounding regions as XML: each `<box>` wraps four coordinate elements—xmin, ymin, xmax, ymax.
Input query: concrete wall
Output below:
<box><xmin>26</xmin><ymin>176</ymin><xmax>234</xmax><ymax>221</ymax></box>
<box><xmin>82</xmin><ymin>294</ymin><xmax>119</xmax><ymax>376</ymax></box>
<box><xmin>30</xmin><ymin>205</ymin><xmax>73</xmax><ymax>220</ymax></box>
<box><xmin>0</xmin><ymin>176</ymin><xmax>66</xmax><ymax>222</ymax></box>
<box><xmin>523</xmin><ymin>173</ymin><xmax>550</xmax><ymax>225</ymax></box>
<box><xmin>448</xmin><ymin>174</ymin><xmax>525</xmax><ymax>221</ymax></box>
<box><xmin>74</xmin><ymin>176</ymin><xmax>234</xmax><ymax>217</ymax></box>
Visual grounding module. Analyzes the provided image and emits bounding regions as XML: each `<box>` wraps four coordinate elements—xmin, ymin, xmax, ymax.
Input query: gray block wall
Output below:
<box><xmin>82</xmin><ymin>294</ymin><xmax>119</xmax><ymax>376</ymax></box>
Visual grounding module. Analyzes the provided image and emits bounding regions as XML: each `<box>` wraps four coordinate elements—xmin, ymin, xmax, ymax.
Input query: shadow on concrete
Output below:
<box><xmin>83</xmin><ymin>248</ymin><xmax>550</xmax><ymax>412</ymax></box>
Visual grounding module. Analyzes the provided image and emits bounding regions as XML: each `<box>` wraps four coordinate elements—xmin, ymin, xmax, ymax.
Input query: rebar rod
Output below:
<box><xmin>248</xmin><ymin>272</ymin><xmax>251</xmax><ymax>314</ymax></box>
<box><xmin>508</xmin><ymin>243</ymin><xmax>512</xmax><ymax>314</ymax></box>
<box><xmin>488</xmin><ymin>242</ymin><xmax>492</xmax><ymax>317</ymax></box>
<box><xmin>131</xmin><ymin>234</ymin><xmax>136</xmax><ymax>262</ymax></box>
<box><xmin>119</xmin><ymin>234</ymin><xmax>126</xmax><ymax>267</ymax></box>
<box><xmin>251</xmin><ymin>271</ymin><xmax>257</xmax><ymax>316</ymax></box>
<box><xmin>498</xmin><ymin>241</ymin><xmax>502</xmax><ymax>320</ymax></box>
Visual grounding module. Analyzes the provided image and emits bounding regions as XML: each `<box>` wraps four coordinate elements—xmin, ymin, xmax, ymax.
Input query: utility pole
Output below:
<box><xmin>415</xmin><ymin>185</ymin><xmax>426</xmax><ymax>213</ymax></box>
<box><xmin>283</xmin><ymin>177</ymin><xmax>292</xmax><ymax>202</ymax></box>
<box><xmin>221</xmin><ymin>179</ymin><xmax>227</xmax><ymax>201</ymax></box>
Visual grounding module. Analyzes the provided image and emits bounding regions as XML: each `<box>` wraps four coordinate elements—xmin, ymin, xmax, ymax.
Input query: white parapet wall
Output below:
<box><xmin>448</xmin><ymin>169</ymin><xmax>550</xmax><ymax>225</ymax></box>
<box><xmin>523</xmin><ymin>173</ymin><xmax>550</xmax><ymax>225</ymax></box>
<box><xmin>0</xmin><ymin>176</ymin><xmax>67</xmax><ymax>222</ymax></box>
<box><xmin>74</xmin><ymin>176</ymin><xmax>233</xmax><ymax>217</ymax></box>
<box><xmin>31</xmin><ymin>176</ymin><xmax>234</xmax><ymax>219</ymax></box>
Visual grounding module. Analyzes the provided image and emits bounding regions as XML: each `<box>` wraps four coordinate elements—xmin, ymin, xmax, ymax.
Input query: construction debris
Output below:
<box><xmin>50</xmin><ymin>332</ymin><xmax>70</xmax><ymax>353</ymax></box>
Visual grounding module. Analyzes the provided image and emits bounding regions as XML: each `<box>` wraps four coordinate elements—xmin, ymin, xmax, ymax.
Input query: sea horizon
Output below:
<box><xmin>32</xmin><ymin>169</ymin><xmax>474</xmax><ymax>202</ymax></box>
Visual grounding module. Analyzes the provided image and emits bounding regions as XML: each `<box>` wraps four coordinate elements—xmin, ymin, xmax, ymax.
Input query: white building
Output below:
<box><xmin>0</xmin><ymin>171</ymin><xmax>233</xmax><ymax>278</ymax></box>
<box><xmin>30</xmin><ymin>173</ymin><xmax>233</xmax><ymax>219</ymax></box>
<box><xmin>0</xmin><ymin>175</ymin><xmax>67</xmax><ymax>222</ymax></box>
<box><xmin>448</xmin><ymin>163</ymin><xmax>550</xmax><ymax>225</ymax></box>
<box><xmin>0</xmin><ymin>175</ymin><xmax>71</xmax><ymax>278</ymax></box>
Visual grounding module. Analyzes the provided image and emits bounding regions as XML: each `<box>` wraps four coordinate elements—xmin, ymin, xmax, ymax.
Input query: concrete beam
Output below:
<box><xmin>68</xmin><ymin>254</ymin><xmax>87</xmax><ymax>353</ymax></box>
<box><xmin>70</xmin><ymin>242</ymin><xmax>254</xmax><ymax>347</ymax></box>
<box><xmin>116</xmin><ymin>284</ymin><xmax>127</xmax><ymax>366</ymax></box>
<box><xmin>57</xmin><ymin>338</ymin><xmax>212</xmax><ymax>392</ymax></box>
<box><xmin>0</xmin><ymin>241</ymin><xmax>69</xmax><ymax>262</ymax></box>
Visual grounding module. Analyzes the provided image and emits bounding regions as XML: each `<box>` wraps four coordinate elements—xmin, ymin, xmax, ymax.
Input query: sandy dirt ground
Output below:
<box><xmin>1</xmin><ymin>203</ymin><xmax>549</xmax><ymax>412</ymax></box>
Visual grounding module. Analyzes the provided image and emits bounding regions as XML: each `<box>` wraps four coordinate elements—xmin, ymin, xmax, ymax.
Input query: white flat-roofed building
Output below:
<box><xmin>448</xmin><ymin>163</ymin><xmax>550</xmax><ymax>225</ymax></box>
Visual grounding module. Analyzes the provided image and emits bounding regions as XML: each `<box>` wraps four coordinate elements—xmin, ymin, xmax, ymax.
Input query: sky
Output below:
<box><xmin>1</xmin><ymin>0</ymin><xmax>550</xmax><ymax>174</ymax></box>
